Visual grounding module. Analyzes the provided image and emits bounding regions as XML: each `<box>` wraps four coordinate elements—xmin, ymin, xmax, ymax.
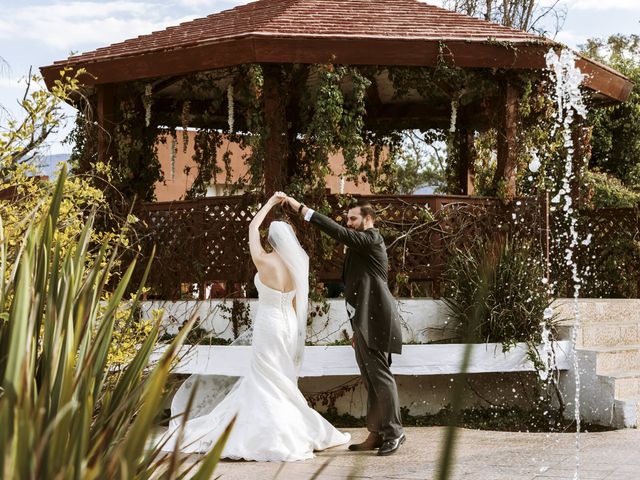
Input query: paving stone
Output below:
<box><xmin>182</xmin><ymin>427</ymin><xmax>640</xmax><ymax>480</ymax></box>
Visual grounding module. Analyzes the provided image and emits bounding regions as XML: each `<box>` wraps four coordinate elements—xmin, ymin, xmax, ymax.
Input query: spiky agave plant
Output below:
<box><xmin>443</xmin><ymin>234</ymin><xmax>554</xmax><ymax>351</ymax></box>
<box><xmin>0</xmin><ymin>167</ymin><xmax>232</xmax><ymax>479</ymax></box>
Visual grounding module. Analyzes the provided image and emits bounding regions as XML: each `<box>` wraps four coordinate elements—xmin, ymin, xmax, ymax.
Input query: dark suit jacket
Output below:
<box><xmin>310</xmin><ymin>211</ymin><xmax>403</xmax><ymax>354</ymax></box>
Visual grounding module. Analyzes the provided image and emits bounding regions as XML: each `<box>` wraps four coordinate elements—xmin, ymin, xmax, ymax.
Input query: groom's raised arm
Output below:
<box><xmin>308</xmin><ymin>211</ymin><xmax>377</xmax><ymax>251</ymax></box>
<box><xmin>285</xmin><ymin>196</ymin><xmax>376</xmax><ymax>251</ymax></box>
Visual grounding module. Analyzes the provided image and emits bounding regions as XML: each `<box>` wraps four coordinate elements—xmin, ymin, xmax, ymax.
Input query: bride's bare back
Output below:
<box><xmin>248</xmin><ymin>192</ymin><xmax>295</xmax><ymax>293</ymax></box>
<box><xmin>255</xmin><ymin>252</ymin><xmax>295</xmax><ymax>293</ymax></box>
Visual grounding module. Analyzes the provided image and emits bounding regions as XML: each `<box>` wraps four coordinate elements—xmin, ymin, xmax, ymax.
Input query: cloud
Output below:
<box><xmin>0</xmin><ymin>1</ymin><xmax>230</xmax><ymax>51</ymax></box>
<box><xmin>26</xmin><ymin>18</ymin><xmax>180</xmax><ymax>51</ymax></box>
<box><xmin>554</xmin><ymin>30</ymin><xmax>588</xmax><ymax>48</ymax></box>
<box><xmin>0</xmin><ymin>78</ymin><xmax>26</xmax><ymax>90</ymax></box>
<box><xmin>565</xmin><ymin>0</ymin><xmax>640</xmax><ymax>10</ymax></box>
<box><xmin>0</xmin><ymin>2</ymin><xmax>159</xmax><ymax>50</ymax></box>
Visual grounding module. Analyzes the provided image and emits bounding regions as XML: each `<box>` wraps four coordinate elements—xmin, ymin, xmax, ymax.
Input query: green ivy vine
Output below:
<box><xmin>66</xmin><ymin>59</ymin><xmax>584</xmax><ymax>308</ymax></box>
<box><xmin>112</xmin><ymin>82</ymin><xmax>163</xmax><ymax>201</ymax></box>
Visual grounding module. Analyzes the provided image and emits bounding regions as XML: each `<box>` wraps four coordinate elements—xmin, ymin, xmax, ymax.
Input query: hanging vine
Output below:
<box><xmin>238</xmin><ymin>64</ymin><xmax>265</xmax><ymax>190</ymax></box>
<box><xmin>283</xmin><ymin>64</ymin><xmax>380</xmax><ymax>198</ymax></box>
<box><xmin>110</xmin><ymin>81</ymin><xmax>163</xmax><ymax>202</ymax></box>
<box><xmin>186</xmin><ymin>128</ymin><xmax>223</xmax><ymax>198</ymax></box>
<box><xmin>180</xmin><ymin>101</ymin><xmax>191</xmax><ymax>153</ymax></box>
<box><xmin>66</xmin><ymin>96</ymin><xmax>99</xmax><ymax>175</ymax></box>
<box><xmin>67</xmin><ymin>53</ymin><xmax>571</xmax><ymax>208</ymax></box>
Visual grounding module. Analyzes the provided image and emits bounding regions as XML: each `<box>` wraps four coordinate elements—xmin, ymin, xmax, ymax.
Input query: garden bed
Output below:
<box><xmin>322</xmin><ymin>406</ymin><xmax>615</xmax><ymax>433</ymax></box>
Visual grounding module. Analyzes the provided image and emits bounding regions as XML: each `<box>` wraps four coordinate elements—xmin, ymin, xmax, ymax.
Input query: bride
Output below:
<box><xmin>161</xmin><ymin>192</ymin><xmax>350</xmax><ymax>461</ymax></box>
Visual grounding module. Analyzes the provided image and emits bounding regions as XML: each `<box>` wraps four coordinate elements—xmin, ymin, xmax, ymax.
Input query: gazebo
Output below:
<box><xmin>41</xmin><ymin>0</ymin><xmax>631</xmax><ymax>196</ymax></box>
<box><xmin>40</xmin><ymin>0</ymin><xmax>633</xmax><ymax>298</ymax></box>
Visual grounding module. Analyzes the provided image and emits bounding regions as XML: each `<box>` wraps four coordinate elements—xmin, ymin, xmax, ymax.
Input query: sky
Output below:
<box><xmin>1</xmin><ymin>0</ymin><xmax>639</xmax><ymax>156</ymax></box>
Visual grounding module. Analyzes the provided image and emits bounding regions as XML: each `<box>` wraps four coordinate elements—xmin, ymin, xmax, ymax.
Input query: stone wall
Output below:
<box><xmin>144</xmin><ymin>298</ymin><xmax>573</xmax><ymax>417</ymax></box>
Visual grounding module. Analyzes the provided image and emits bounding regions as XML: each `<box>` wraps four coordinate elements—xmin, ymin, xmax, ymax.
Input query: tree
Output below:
<box><xmin>0</xmin><ymin>68</ymin><xmax>81</xmax><ymax>180</ymax></box>
<box><xmin>581</xmin><ymin>34</ymin><xmax>640</xmax><ymax>191</ymax></box>
<box><xmin>1</xmin><ymin>69</ymin><xmax>103</xmax><ymax>250</ymax></box>
<box><xmin>394</xmin><ymin>130</ymin><xmax>447</xmax><ymax>194</ymax></box>
<box><xmin>0</xmin><ymin>69</ymin><xmax>151</xmax><ymax>367</ymax></box>
<box><xmin>442</xmin><ymin>0</ymin><xmax>565</xmax><ymax>35</ymax></box>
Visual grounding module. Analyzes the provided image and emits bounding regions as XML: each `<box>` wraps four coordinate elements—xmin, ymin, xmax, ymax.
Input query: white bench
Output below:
<box><xmin>156</xmin><ymin>341</ymin><xmax>572</xmax><ymax>377</ymax></box>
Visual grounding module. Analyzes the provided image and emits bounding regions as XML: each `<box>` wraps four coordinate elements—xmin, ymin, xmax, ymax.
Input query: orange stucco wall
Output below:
<box><xmin>154</xmin><ymin>130</ymin><xmax>371</xmax><ymax>201</ymax></box>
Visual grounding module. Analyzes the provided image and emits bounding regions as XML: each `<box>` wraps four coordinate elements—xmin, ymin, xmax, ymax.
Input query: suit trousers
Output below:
<box><xmin>353</xmin><ymin>327</ymin><xmax>404</xmax><ymax>440</ymax></box>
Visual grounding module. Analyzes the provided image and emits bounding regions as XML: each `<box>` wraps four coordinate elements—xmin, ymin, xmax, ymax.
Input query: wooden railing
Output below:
<box><xmin>133</xmin><ymin>194</ymin><xmax>547</xmax><ymax>299</ymax></box>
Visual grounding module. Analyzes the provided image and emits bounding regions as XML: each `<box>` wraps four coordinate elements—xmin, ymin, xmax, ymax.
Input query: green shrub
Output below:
<box><xmin>0</xmin><ymin>168</ymin><xmax>231</xmax><ymax>479</ymax></box>
<box><xmin>582</xmin><ymin>169</ymin><xmax>640</xmax><ymax>208</ymax></box>
<box><xmin>582</xmin><ymin>231</ymin><xmax>640</xmax><ymax>298</ymax></box>
<box><xmin>443</xmin><ymin>235</ymin><xmax>554</xmax><ymax>351</ymax></box>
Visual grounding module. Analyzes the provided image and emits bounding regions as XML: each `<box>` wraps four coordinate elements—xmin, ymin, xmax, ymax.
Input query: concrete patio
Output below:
<box><xmin>206</xmin><ymin>427</ymin><xmax>640</xmax><ymax>480</ymax></box>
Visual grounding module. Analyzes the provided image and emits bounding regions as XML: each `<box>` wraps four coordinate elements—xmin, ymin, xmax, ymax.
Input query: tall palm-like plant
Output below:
<box><xmin>0</xmin><ymin>167</ymin><xmax>231</xmax><ymax>479</ymax></box>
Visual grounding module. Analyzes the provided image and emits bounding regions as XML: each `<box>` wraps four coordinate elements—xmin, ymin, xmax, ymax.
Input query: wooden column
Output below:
<box><xmin>458</xmin><ymin>127</ymin><xmax>476</xmax><ymax>196</ymax></box>
<box><xmin>571</xmin><ymin>118</ymin><xmax>592</xmax><ymax>206</ymax></box>
<box><xmin>493</xmin><ymin>79</ymin><xmax>519</xmax><ymax>198</ymax></box>
<box><xmin>262</xmin><ymin>64</ymin><xmax>288</xmax><ymax>193</ymax></box>
<box><xmin>96</xmin><ymin>84</ymin><xmax>117</xmax><ymax>164</ymax></box>
<box><xmin>286</xmin><ymin>65</ymin><xmax>312</xmax><ymax>183</ymax></box>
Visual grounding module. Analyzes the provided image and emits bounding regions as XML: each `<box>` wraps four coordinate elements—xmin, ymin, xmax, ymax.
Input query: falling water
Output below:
<box><xmin>544</xmin><ymin>47</ymin><xmax>587</xmax><ymax>480</ymax></box>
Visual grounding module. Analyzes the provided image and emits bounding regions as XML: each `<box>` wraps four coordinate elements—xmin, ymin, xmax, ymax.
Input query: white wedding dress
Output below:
<box><xmin>160</xmin><ymin>272</ymin><xmax>350</xmax><ymax>461</ymax></box>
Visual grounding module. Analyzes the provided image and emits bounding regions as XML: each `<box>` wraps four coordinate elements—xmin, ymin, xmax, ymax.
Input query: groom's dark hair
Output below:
<box><xmin>350</xmin><ymin>199</ymin><xmax>376</xmax><ymax>221</ymax></box>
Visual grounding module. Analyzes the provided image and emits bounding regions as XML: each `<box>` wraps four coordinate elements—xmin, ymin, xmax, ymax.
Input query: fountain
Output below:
<box><xmin>544</xmin><ymin>47</ymin><xmax>588</xmax><ymax>480</ymax></box>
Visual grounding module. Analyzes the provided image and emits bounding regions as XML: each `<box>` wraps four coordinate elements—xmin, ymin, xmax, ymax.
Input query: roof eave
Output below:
<box><xmin>40</xmin><ymin>35</ymin><xmax>632</xmax><ymax>103</ymax></box>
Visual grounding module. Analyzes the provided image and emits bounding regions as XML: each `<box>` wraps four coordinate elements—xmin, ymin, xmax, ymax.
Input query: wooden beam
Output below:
<box><xmin>575</xmin><ymin>57</ymin><xmax>634</xmax><ymax>105</ymax></box>
<box><xmin>97</xmin><ymin>84</ymin><xmax>117</xmax><ymax>165</ymax></box>
<box><xmin>153</xmin><ymin>97</ymin><xmax>491</xmax><ymax>132</ymax></box>
<box><xmin>152</xmin><ymin>96</ymin><xmax>494</xmax><ymax>133</ymax></box>
<box><xmin>41</xmin><ymin>37</ymin><xmax>633</xmax><ymax>103</ymax></box>
<box><xmin>366</xmin><ymin>103</ymin><xmax>450</xmax><ymax>121</ymax></box>
<box><xmin>571</xmin><ymin>118</ymin><xmax>592</xmax><ymax>206</ymax></box>
<box><xmin>152</xmin><ymin>98</ymin><xmax>250</xmax><ymax>131</ymax></box>
<box><xmin>458</xmin><ymin>128</ymin><xmax>476</xmax><ymax>196</ymax></box>
<box><xmin>365</xmin><ymin>101</ymin><xmax>494</xmax><ymax>131</ymax></box>
<box><xmin>493</xmin><ymin>79</ymin><xmax>519</xmax><ymax>198</ymax></box>
<box><xmin>151</xmin><ymin>76</ymin><xmax>183</xmax><ymax>94</ymax></box>
<box><xmin>41</xmin><ymin>38</ymin><xmax>257</xmax><ymax>88</ymax></box>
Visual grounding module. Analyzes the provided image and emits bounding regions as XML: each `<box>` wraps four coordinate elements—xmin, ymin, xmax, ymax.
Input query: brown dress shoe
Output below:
<box><xmin>348</xmin><ymin>432</ymin><xmax>384</xmax><ymax>451</ymax></box>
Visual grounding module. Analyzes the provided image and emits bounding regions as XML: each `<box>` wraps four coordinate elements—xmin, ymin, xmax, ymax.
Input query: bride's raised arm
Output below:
<box><xmin>248</xmin><ymin>192</ymin><xmax>286</xmax><ymax>264</ymax></box>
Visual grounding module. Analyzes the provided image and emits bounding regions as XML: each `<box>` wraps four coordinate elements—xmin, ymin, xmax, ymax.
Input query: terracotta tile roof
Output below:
<box><xmin>56</xmin><ymin>0</ymin><xmax>549</xmax><ymax>66</ymax></box>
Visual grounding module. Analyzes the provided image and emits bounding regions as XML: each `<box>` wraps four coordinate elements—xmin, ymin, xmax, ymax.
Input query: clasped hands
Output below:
<box><xmin>267</xmin><ymin>192</ymin><xmax>301</xmax><ymax>212</ymax></box>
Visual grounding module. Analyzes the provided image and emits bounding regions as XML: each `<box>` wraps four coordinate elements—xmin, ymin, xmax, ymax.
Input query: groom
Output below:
<box><xmin>284</xmin><ymin>196</ymin><xmax>405</xmax><ymax>456</ymax></box>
